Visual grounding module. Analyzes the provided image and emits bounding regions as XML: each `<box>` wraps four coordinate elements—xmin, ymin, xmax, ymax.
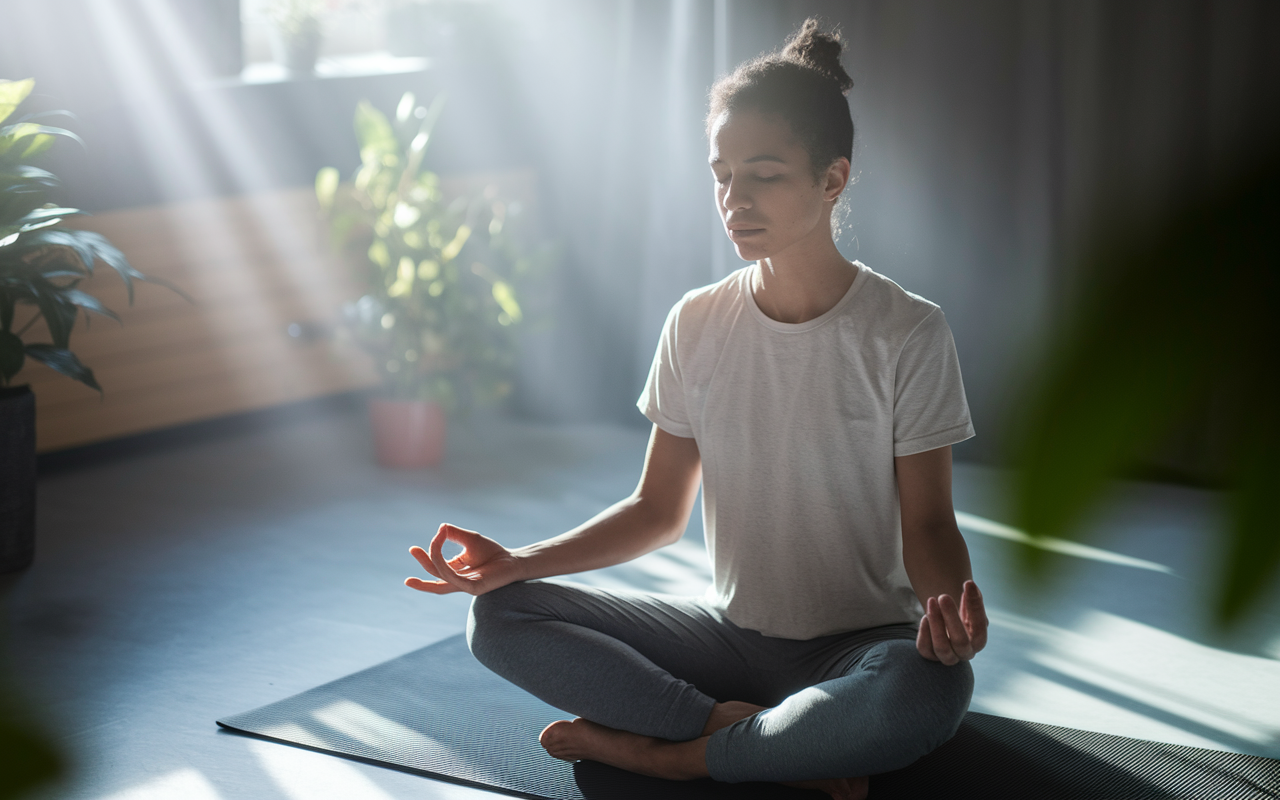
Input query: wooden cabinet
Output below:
<box><xmin>16</xmin><ymin>187</ymin><xmax>379</xmax><ymax>453</ymax></box>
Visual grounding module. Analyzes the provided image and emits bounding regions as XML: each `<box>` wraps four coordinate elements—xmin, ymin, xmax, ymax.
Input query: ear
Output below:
<box><xmin>823</xmin><ymin>157</ymin><xmax>851</xmax><ymax>202</ymax></box>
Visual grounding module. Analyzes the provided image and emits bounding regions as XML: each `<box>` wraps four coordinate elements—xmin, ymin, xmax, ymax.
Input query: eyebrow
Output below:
<box><xmin>708</xmin><ymin>154</ymin><xmax>788</xmax><ymax>165</ymax></box>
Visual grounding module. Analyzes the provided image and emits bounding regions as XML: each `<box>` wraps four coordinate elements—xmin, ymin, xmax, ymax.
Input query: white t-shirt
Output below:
<box><xmin>637</xmin><ymin>261</ymin><xmax>975</xmax><ymax>639</ymax></box>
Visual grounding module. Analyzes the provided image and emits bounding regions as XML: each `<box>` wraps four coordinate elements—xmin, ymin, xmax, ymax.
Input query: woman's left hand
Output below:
<box><xmin>917</xmin><ymin>580</ymin><xmax>988</xmax><ymax>665</ymax></box>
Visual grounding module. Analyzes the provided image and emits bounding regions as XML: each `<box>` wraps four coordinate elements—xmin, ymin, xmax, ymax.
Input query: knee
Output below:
<box><xmin>871</xmin><ymin>640</ymin><xmax>973</xmax><ymax>755</ymax></box>
<box><xmin>466</xmin><ymin>582</ymin><xmax>523</xmax><ymax>662</ymax></box>
<box><xmin>921</xmin><ymin>658</ymin><xmax>973</xmax><ymax>747</ymax></box>
<box><xmin>465</xmin><ymin>580</ymin><xmax>548</xmax><ymax>665</ymax></box>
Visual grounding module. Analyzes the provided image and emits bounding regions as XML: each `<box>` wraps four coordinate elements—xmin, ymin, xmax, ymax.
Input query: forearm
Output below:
<box><xmin>512</xmin><ymin>494</ymin><xmax>684</xmax><ymax>581</ymax></box>
<box><xmin>902</xmin><ymin>524</ymin><xmax>974</xmax><ymax>604</ymax></box>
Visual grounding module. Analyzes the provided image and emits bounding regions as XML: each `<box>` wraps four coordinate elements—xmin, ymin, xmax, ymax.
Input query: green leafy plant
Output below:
<box><xmin>1007</xmin><ymin>158</ymin><xmax>1280</xmax><ymax>628</ymax></box>
<box><xmin>316</xmin><ymin>90</ymin><xmax>549</xmax><ymax>411</ymax></box>
<box><xmin>0</xmin><ymin>78</ymin><xmax>187</xmax><ymax>392</ymax></box>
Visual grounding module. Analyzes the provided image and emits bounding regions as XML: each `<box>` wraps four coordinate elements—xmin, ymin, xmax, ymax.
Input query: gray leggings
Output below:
<box><xmin>467</xmin><ymin>580</ymin><xmax>973</xmax><ymax>783</ymax></box>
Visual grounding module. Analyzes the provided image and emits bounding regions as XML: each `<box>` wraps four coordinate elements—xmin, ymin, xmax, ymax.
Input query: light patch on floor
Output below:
<box><xmin>955</xmin><ymin>511</ymin><xmax>1177</xmax><ymax>575</ymax></box>
<box><xmin>312</xmin><ymin>699</ymin><xmax>468</xmax><ymax>766</ymax></box>
<box><xmin>251</xmin><ymin>738</ymin><xmax>400</xmax><ymax>800</ymax></box>
<box><xmin>94</xmin><ymin>769</ymin><xmax>223</xmax><ymax>800</ymax></box>
<box><xmin>974</xmin><ymin>608</ymin><xmax>1280</xmax><ymax>752</ymax></box>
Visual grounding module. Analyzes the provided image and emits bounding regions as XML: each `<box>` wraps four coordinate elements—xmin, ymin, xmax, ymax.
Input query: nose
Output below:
<box><xmin>720</xmin><ymin>176</ymin><xmax>750</xmax><ymax>213</ymax></box>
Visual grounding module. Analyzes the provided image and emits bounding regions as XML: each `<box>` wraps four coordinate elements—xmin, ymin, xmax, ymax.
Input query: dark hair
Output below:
<box><xmin>707</xmin><ymin>19</ymin><xmax>854</xmax><ymax>179</ymax></box>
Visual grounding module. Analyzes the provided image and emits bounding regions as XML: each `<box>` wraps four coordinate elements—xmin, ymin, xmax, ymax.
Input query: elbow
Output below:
<box><xmin>630</xmin><ymin>494</ymin><xmax>689</xmax><ymax>549</ymax></box>
<box><xmin>659</xmin><ymin>523</ymin><xmax>687</xmax><ymax>547</ymax></box>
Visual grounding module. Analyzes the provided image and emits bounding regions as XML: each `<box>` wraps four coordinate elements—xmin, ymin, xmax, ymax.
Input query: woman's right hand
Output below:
<box><xmin>404</xmin><ymin>524</ymin><xmax>524</xmax><ymax>596</ymax></box>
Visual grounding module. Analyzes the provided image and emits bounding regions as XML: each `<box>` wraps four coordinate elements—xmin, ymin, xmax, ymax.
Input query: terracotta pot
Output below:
<box><xmin>1</xmin><ymin>385</ymin><xmax>36</xmax><ymax>572</ymax></box>
<box><xmin>368</xmin><ymin>399</ymin><xmax>445</xmax><ymax>468</ymax></box>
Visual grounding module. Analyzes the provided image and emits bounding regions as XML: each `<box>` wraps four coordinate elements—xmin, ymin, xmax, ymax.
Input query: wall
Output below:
<box><xmin>6</xmin><ymin>1</ymin><xmax>1278</xmax><ymax>464</ymax></box>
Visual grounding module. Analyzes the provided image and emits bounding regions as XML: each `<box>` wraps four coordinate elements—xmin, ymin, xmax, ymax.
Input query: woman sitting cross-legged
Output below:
<box><xmin>405</xmin><ymin>19</ymin><xmax>988</xmax><ymax>800</ymax></box>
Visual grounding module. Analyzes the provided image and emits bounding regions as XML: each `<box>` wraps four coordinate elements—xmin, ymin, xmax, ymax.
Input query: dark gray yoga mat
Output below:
<box><xmin>218</xmin><ymin>634</ymin><xmax>1280</xmax><ymax>799</ymax></box>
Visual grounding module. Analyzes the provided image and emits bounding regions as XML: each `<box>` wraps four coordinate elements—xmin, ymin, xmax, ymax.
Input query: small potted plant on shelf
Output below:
<box><xmin>316</xmin><ymin>91</ymin><xmax>547</xmax><ymax>468</ymax></box>
<box><xmin>0</xmin><ymin>79</ymin><xmax>188</xmax><ymax>571</ymax></box>
<box><xmin>262</xmin><ymin>0</ymin><xmax>324</xmax><ymax>75</ymax></box>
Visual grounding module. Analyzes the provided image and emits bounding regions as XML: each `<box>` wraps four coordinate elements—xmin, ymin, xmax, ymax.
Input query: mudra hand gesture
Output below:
<box><xmin>404</xmin><ymin>524</ymin><xmax>522</xmax><ymax>596</ymax></box>
<box><xmin>916</xmin><ymin>580</ymin><xmax>988</xmax><ymax>665</ymax></box>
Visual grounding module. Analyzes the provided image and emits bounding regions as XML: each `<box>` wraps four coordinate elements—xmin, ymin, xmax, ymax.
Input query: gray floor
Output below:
<box><xmin>6</xmin><ymin>404</ymin><xmax>1279</xmax><ymax>800</ymax></box>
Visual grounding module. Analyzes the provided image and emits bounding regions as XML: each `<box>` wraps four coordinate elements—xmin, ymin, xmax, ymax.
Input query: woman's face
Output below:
<box><xmin>708</xmin><ymin>107</ymin><xmax>846</xmax><ymax>262</ymax></box>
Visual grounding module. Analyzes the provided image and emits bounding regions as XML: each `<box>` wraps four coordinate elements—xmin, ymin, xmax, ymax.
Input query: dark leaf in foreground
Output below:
<box><xmin>1008</xmin><ymin>158</ymin><xmax>1280</xmax><ymax>628</ymax></box>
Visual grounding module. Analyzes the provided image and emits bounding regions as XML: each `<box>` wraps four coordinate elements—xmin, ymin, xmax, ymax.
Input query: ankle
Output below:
<box><xmin>644</xmin><ymin>736</ymin><xmax>710</xmax><ymax>781</ymax></box>
<box><xmin>701</xmin><ymin>700</ymin><xmax>768</xmax><ymax>736</ymax></box>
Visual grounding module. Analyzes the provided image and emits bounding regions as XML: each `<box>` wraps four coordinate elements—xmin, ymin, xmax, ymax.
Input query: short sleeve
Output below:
<box><xmin>893</xmin><ymin>309</ymin><xmax>976</xmax><ymax>456</ymax></box>
<box><xmin>637</xmin><ymin>298</ymin><xmax>695</xmax><ymax>438</ymax></box>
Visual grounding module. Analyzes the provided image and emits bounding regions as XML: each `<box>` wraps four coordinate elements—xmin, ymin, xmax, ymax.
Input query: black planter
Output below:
<box><xmin>1</xmin><ymin>385</ymin><xmax>36</xmax><ymax>573</ymax></box>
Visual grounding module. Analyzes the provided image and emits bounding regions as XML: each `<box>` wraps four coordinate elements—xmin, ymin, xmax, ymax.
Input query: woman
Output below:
<box><xmin>406</xmin><ymin>19</ymin><xmax>987</xmax><ymax>800</ymax></box>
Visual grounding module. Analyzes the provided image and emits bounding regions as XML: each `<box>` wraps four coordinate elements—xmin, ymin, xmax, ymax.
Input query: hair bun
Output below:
<box><xmin>781</xmin><ymin>18</ymin><xmax>854</xmax><ymax>94</ymax></box>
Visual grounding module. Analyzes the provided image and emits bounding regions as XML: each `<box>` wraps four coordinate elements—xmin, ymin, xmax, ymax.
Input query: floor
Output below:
<box><xmin>6</xmin><ymin>402</ymin><xmax>1279</xmax><ymax>800</ymax></box>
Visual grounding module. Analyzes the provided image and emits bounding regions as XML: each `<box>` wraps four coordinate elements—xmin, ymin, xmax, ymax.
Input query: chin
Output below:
<box><xmin>732</xmin><ymin>240</ymin><xmax>768</xmax><ymax>262</ymax></box>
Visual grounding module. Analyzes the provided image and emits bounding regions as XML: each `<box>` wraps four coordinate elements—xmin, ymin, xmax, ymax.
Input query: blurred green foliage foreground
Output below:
<box><xmin>1009</xmin><ymin>158</ymin><xmax>1280</xmax><ymax>629</ymax></box>
<box><xmin>0</xmin><ymin>681</ymin><xmax>61</xmax><ymax>799</ymax></box>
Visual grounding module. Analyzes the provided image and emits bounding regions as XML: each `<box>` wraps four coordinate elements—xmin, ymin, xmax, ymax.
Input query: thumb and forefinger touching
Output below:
<box><xmin>404</xmin><ymin>524</ymin><xmax>475</xmax><ymax>595</ymax></box>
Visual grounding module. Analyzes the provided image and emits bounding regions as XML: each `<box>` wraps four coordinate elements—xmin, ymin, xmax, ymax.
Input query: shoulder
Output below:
<box><xmin>665</xmin><ymin>267</ymin><xmax>750</xmax><ymax>330</ymax></box>
<box><xmin>851</xmin><ymin>262</ymin><xmax>942</xmax><ymax>335</ymax></box>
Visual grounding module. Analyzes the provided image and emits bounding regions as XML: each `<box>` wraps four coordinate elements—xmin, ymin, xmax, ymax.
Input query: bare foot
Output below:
<box><xmin>783</xmin><ymin>775</ymin><xmax>869</xmax><ymax>800</ymax></box>
<box><xmin>538</xmin><ymin>718</ymin><xmax>707</xmax><ymax>780</ymax></box>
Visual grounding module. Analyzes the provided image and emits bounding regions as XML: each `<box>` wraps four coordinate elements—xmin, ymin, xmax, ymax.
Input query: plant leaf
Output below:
<box><xmin>397</xmin><ymin>93</ymin><xmax>447</xmax><ymax>197</ymax></box>
<box><xmin>0</xmin><ymin>165</ymin><xmax>59</xmax><ymax>193</ymax></box>
<box><xmin>79</xmin><ymin>230</ymin><xmax>193</xmax><ymax>303</ymax></box>
<box><xmin>30</xmin><ymin>284</ymin><xmax>76</xmax><ymax>348</ymax></box>
<box><xmin>395</xmin><ymin>91</ymin><xmax>415</xmax><ymax>125</ymax></box>
<box><xmin>24</xmin><ymin>343</ymin><xmax>100</xmax><ymax>393</ymax></box>
<box><xmin>354</xmin><ymin>100</ymin><xmax>398</xmax><ymax>166</ymax></box>
<box><xmin>491</xmin><ymin>280</ymin><xmax>522</xmax><ymax>323</ymax></box>
<box><xmin>19</xmin><ymin>206</ymin><xmax>84</xmax><ymax>225</ymax></box>
<box><xmin>16</xmin><ymin>228</ymin><xmax>97</xmax><ymax>273</ymax></box>
<box><xmin>1007</xmin><ymin>160</ymin><xmax>1280</xmax><ymax>625</ymax></box>
<box><xmin>0</xmin><ymin>329</ymin><xmax>23</xmax><ymax>381</ymax></box>
<box><xmin>0</xmin><ymin>79</ymin><xmax>35</xmax><ymax>127</ymax></box>
<box><xmin>316</xmin><ymin>166</ymin><xmax>339</xmax><ymax>212</ymax></box>
<box><xmin>0</xmin><ymin>123</ymin><xmax>84</xmax><ymax>160</ymax></box>
<box><xmin>19</xmin><ymin>132</ymin><xmax>55</xmax><ymax>159</ymax></box>
<box><xmin>62</xmin><ymin>288</ymin><xmax>120</xmax><ymax>323</ymax></box>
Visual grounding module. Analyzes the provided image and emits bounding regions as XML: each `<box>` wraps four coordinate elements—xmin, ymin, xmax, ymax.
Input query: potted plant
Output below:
<box><xmin>263</xmin><ymin>0</ymin><xmax>324</xmax><ymax>75</ymax></box>
<box><xmin>0</xmin><ymin>78</ymin><xmax>187</xmax><ymax>572</ymax></box>
<box><xmin>316</xmin><ymin>91</ymin><xmax>546</xmax><ymax>467</ymax></box>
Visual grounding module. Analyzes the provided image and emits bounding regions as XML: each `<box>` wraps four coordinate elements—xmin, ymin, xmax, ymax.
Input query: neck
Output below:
<box><xmin>751</xmin><ymin>231</ymin><xmax>853</xmax><ymax>324</ymax></box>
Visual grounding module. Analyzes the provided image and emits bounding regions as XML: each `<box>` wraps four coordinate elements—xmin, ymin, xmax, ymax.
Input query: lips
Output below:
<box><xmin>727</xmin><ymin>225</ymin><xmax>765</xmax><ymax>238</ymax></box>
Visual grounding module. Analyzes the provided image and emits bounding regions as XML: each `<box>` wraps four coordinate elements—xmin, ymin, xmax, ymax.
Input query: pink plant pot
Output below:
<box><xmin>368</xmin><ymin>399</ymin><xmax>446</xmax><ymax>468</ymax></box>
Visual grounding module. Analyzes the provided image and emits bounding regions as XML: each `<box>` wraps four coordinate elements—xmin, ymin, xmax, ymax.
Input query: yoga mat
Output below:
<box><xmin>218</xmin><ymin>634</ymin><xmax>1279</xmax><ymax>799</ymax></box>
